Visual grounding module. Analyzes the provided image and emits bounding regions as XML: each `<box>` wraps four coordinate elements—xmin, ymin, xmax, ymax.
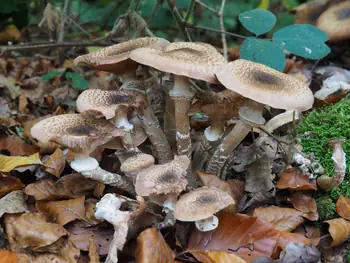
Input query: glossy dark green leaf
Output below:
<box><xmin>65</xmin><ymin>72</ymin><xmax>88</xmax><ymax>90</ymax></box>
<box><xmin>239</xmin><ymin>37</ymin><xmax>286</xmax><ymax>72</ymax></box>
<box><xmin>238</xmin><ymin>9</ymin><xmax>276</xmax><ymax>36</ymax></box>
<box><xmin>41</xmin><ymin>71</ymin><xmax>62</xmax><ymax>81</ymax></box>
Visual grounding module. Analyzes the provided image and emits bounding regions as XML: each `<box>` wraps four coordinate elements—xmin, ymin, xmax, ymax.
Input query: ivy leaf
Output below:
<box><xmin>41</xmin><ymin>71</ymin><xmax>62</xmax><ymax>81</ymax></box>
<box><xmin>239</xmin><ymin>37</ymin><xmax>286</xmax><ymax>72</ymax></box>
<box><xmin>238</xmin><ymin>9</ymin><xmax>276</xmax><ymax>36</ymax></box>
<box><xmin>273</xmin><ymin>24</ymin><xmax>330</xmax><ymax>59</ymax></box>
<box><xmin>65</xmin><ymin>72</ymin><xmax>88</xmax><ymax>90</ymax></box>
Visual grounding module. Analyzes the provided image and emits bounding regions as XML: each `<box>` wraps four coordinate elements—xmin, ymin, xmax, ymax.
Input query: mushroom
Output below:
<box><xmin>135</xmin><ymin>155</ymin><xmax>190</xmax><ymax>228</ymax></box>
<box><xmin>130</xmin><ymin>42</ymin><xmax>226</xmax><ymax>158</ymax></box>
<box><xmin>316</xmin><ymin>1</ymin><xmax>350</xmax><ymax>42</ymax></box>
<box><xmin>292</xmin><ymin>0</ymin><xmax>330</xmax><ymax>25</ymax></box>
<box><xmin>30</xmin><ymin>114</ymin><xmax>135</xmax><ymax>194</ymax></box>
<box><xmin>120</xmin><ymin>152</ymin><xmax>155</xmax><ymax>183</ymax></box>
<box><xmin>260</xmin><ymin>110</ymin><xmax>301</xmax><ymax>137</ymax></box>
<box><xmin>175</xmin><ymin>186</ymin><xmax>234</xmax><ymax>232</ymax></box>
<box><xmin>206</xmin><ymin>59</ymin><xmax>314</xmax><ymax>175</ymax></box>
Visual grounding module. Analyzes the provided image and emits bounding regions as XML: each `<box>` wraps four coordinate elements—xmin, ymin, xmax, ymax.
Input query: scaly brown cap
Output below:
<box><xmin>292</xmin><ymin>0</ymin><xmax>329</xmax><ymax>25</ymax></box>
<box><xmin>121</xmin><ymin>153</ymin><xmax>155</xmax><ymax>174</ymax></box>
<box><xmin>215</xmin><ymin>59</ymin><xmax>314</xmax><ymax>111</ymax></box>
<box><xmin>130</xmin><ymin>42</ymin><xmax>226</xmax><ymax>83</ymax></box>
<box><xmin>30</xmin><ymin>114</ymin><xmax>124</xmax><ymax>154</ymax></box>
<box><xmin>175</xmin><ymin>186</ymin><xmax>234</xmax><ymax>221</ymax></box>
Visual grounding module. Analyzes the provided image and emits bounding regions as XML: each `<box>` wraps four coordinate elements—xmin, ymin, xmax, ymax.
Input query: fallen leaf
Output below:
<box><xmin>325</xmin><ymin>218</ymin><xmax>350</xmax><ymax>247</ymax></box>
<box><xmin>85</xmin><ymin>199</ymin><xmax>103</xmax><ymax>225</ymax></box>
<box><xmin>136</xmin><ymin>228</ymin><xmax>175</xmax><ymax>263</ymax></box>
<box><xmin>4</xmin><ymin>212</ymin><xmax>69</xmax><ymax>253</ymax></box>
<box><xmin>276</xmin><ymin>168</ymin><xmax>317</xmax><ymax>190</ymax></box>
<box><xmin>88</xmin><ymin>237</ymin><xmax>100</xmax><ymax>263</ymax></box>
<box><xmin>0</xmin><ymin>190</ymin><xmax>27</xmax><ymax>218</ymax></box>
<box><xmin>43</xmin><ymin>148</ymin><xmax>66</xmax><ymax>178</ymax></box>
<box><xmin>0</xmin><ymin>175</ymin><xmax>25</xmax><ymax>198</ymax></box>
<box><xmin>278</xmin><ymin>243</ymin><xmax>321</xmax><ymax>262</ymax></box>
<box><xmin>0</xmin><ymin>153</ymin><xmax>43</xmax><ymax>173</ymax></box>
<box><xmin>36</xmin><ymin>196</ymin><xmax>86</xmax><ymax>225</ymax></box>
<box><xmin>245</xmin><ymin>156</ymin><xmax>274</xmax><ymax>193</ymax></box>
<box><xmin>289</xmin><ymin>193</ymin><xmax>319</xmax><ymax>221</ymax></box>
<box><xmin>188</xmin><ymin>250</ymin><xmax>247</xmax><ymax>263</ymax></box>
<box><xmin>0</xmin><ymin>250</ymin><xmax>17</xmax><ymax>263</ymax></box>
<box><xmin>18</xmin><ymin>94</ymin><xmax>28</xmax><ymax>113</ymax></box>
<box><xmin>336</xmin><ymin>195</ymin><xmax>350</xmax><ymax>220</ymax></box>
<box><xmin>0</xmin><ymin>136</ymin><xmax>39</xmax><ymax>156</ymax></box>
<box><xmin>24</xmin><ymin>178</ymin><xmax>58</xmax><ymax>201</ymax></box>
<box><xmin>188</xmin><ymin>213</ymin><xmax>310</xmax><ymax>261</ymax></box>
<box><xmin>253</xmin><ymin>206</ymin><xmax>305</xmax><ymax>232</ymax></box>
<box><xmin>0</xmin><ymin>116</ymin><xmax>18</xmax><ymax>128</ymax></box>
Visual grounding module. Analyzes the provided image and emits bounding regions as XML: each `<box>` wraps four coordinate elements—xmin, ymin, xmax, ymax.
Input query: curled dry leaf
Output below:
<box><xmin>4</xmin><ymin>212</ymin><xmax>69</xmax><ymax>252</ymax></box>
<box><xmin>0</xmin><ymin>175</ymin><xmax>25</xmax><ymax>198</ymax></box>
<box><xmin>245</xmin><ymin>155</ymin><xmax>274</xmax><ymax>193</ymax></box>
<box><xmin>336</xmin><ymin>195</ymin><xmax>350</xmax><ymax>220</ymax></box>
<box><xmin>0</xmin><ymin>136</ymin><xmax>39</xmax><ymax>156</ymax></box>
<box><xmin>289</xmin><ymin>193</ymin><xmax>319</xmax><ymax>221</ymax></box>
<box><xmin>36</xmin><ymin>196</ymin><xmax>86</xmax><ymax>226</ymax></box>
<box><xmin>276</xmin><ymin>168</ymin><xmax>317</xmax><ymax>191</ymax></box>
<box><xmin>0</xmin><ymin>153</ymin><xmax>43</xmax><ymax>173</ymax></box>
<box><xmin>88</xmin><ymin>237</ymin><xmax>100</xmax><ymax>263</ymax></box>
<box><xmin>253</xmin><ymin>206</ymin><xmax>304</xmax><ymax>232</ymax></box>
<box><xmin>278</xmin><ymin>243</ymin><xmax>321</xmax><ymax>263</ymax></box>
<box><xmin>0</xmin><ymin>250</ymin><xmax>17</xmax><ymax>263</ymax></box>
<box><xmin>188</xmin><ymin>213</ymin><xmax>310</xmax><ymax>262</ymax></box>
<box><xmin>43</xmin><ymin>148</ymin><xmax>66</xmax><ymax>178</ymax></box>
<box><xmin>85</xmin><ymin>199</ymin><xmax>103</xmax><ymax>226</ymax></box>
<box><xmin>136</xmin><ymin>228</ymin><xmax>175</xmax><ymax>263</ymax></box>
<box><xmin>188</xmin><ymin>250</ymin><xmax>247</xmax><ymax>263</ymax></box>
<box><xmin>325</xmin><ymin>218</ymin><xmax>350</xmax><ymax>247</ymax></box>
<box><xmin>0</xmin><ymin>190</ymin><xmax>27</xmax><ymax>218</ymax></box>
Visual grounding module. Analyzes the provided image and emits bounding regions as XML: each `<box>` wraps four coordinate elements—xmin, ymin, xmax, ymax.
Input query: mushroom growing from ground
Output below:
<box><xmin>292</xmin><ymin>0</ymin><xmax>330</xmax><ymax>25</ymax></box>
<box><xmin>120</xmin><ymin>152</ymin><xmax>155</xmax><ymax>183</ymax></box>
<box><xmin>175</xmin><ymin>186</ymin><xmax>234</xmax><ymax>232</ymax></box>
<box><xmin>30</xmin><ymin>114</ymin><xmax>135</xmax><ymax>194</ymax></box>
<box><xmin>206</xmin><ymin>59</ymin><xmax>314</xmax><ymax>175</ymax></box>
<box><xmin>135</xmin><ymin>155</ymin><xmax>189</xmax><ymax>228</ymax></box>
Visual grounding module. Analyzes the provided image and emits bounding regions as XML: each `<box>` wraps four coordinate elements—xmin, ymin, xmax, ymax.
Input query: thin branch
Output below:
<box><xmin>184</xmin><ymin>0</ymin><xmax>196</xmax><ymax>23</ymax></box>
<box><xmin>58</xmin><ymin>0</ymin><xmax>71</xmax><ymax>42</ymax></box>
<box><xmin>185</xmin><ymin>24</ymin><xmax>246</xmax><ymax>39</ymax></box>
<box><xmin>165</xmin><ymin>0</ymin><xmax>192</xmax><ymax>41</ymax></box>
<box><xmin>195</xmin><ymin>0</ymin><xmax>219</xmax><ymax>15</ymax></box>
<box><xmin>218</xmin><ymin>0</ymin><xmax>227</xmax><ymax>60</ymax></box>
<box><xmin>59</xmin><ymin>10</ymin><xmax>93</xmax><ymax>39</ymax></box>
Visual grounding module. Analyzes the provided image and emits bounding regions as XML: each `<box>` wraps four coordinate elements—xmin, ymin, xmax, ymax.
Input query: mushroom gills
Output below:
<box><xmin>70</xmin><ymin>155</ymin><xmax>99</xmax><ymax>172</ymax></box>
<box><xmin>195</xmin><ymin>215</ymin><xmax>219</xmax><ymax>232</ymax></box>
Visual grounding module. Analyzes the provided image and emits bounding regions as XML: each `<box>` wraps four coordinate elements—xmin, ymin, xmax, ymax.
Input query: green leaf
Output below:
<box><xmin>273</xmin><ymin>24</ymin><xmax>330</xmax><ymax>59</ymax></box>
<box><xmin>238</xmin><ymin>9</ymin><xmax>276</xmax><ymax>36</ymax></box>
<box><xmin>239</xmin><ymin>37</ymin><xmax>286</xmax><ymax>72</ymax></box>
<box><xmin>41</xmin><ymin>71</ymin><xmax>62</xmax><ymax>81</ymax></box>
<box><xmin>65</xmin><ymin>72</ymin><xmax>88</xmax><ymax>90</ymax></box>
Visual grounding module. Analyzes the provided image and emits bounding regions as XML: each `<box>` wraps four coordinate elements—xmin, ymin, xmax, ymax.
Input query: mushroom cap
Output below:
<box><xmin>76</xmin><ymin>89</ymin><xmax>147</xmax><ymax>119</ymax></box>
<box><xmin>175</xmin><ymin>187</ymin><xmax>234</xmax><ymax>221</ymax></box>
<box><xmin>135</xmin><ymin>155</ymin><xmax>190</xmax><ymax>196</ymax></box>
<box><xmin>74</xmin><ymin>37</ymin><xmax>170</xmax><ymax>74</ymax></box>
<box><xmin>120</xmin><ymin>153</ymin><xmax>155</xmax><ymax>174</ymax></box>
<box><xmin>129</xmin><ymin>42</ymin><xmax>226</xmax><ymax>83</ymax></box>
<box><xmin>292</xmin><ymin>0</ymin><xmax>329</xmax><ymax>25</ymax></box>
<box><xmin>30</xmin><ymin>114</ymin><xmax>125</xmax><ymax>153</ymax></box>
<box><xmin>316</xmin><ymin>1</ymin><xmax>350</xmax><ymax>42</ymax></box>
<box><xmin>215</xmin><ymin>59</ymin><xmax>314</xmax><ymax>111</ymax></box>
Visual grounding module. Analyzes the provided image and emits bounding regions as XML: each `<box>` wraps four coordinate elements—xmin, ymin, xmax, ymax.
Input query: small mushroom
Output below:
<box><xmin>292</xmin><ymin>0</ymin><xmax>330</xmax><ymax>25</ymax></box>
<box><xmin>120</xmin><ymin>152</ymin><xmax>155</xmax><ymax>182</ymax></box>
<box><xmin>260</xmin><ymin>110</ymin><xmax>301</xmax><ymax>137</ymax></box>
<box><xmin>175</xmin><ymin>186</ymin><xmax>234</xmax><ymax>232</ymax></box>
<box><xmin>316</xmin><ymin>1</ymin><xmax>350</xmax><ymax>42</ymax></box>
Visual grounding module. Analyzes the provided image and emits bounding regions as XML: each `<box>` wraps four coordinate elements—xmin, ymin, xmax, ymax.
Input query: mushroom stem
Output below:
<box><xmin>158</xmin><ymin>193</ymin><xmax>178</xmax><ymax>228</ymax></box>
<box><xmin>114</xmin><ymin>105</ymin><xmax>133</xmax><ymax>131</ymax></box>
<box><xmin>261</xmin><ymin>110</ymin><xmax>300</xmax><ymax>137</ymax></box>
<box><xmin>317</xmin><ymin>139</ymin><xmax>346</xmax><ymax>190</ymax></box>
<box><xmin>70</xmin><ymin>153</ymin><xmax>99</xmax><ymax>173</ymax></box>
<box><xmin>164</xmin><ymin>94</ymin><xmax>176</xmax><ymax>149</ymax></box>
<box><xmin>195</xmin><ymin>215</ymin><xmax>219</xmax><ymax>232</ymax></box>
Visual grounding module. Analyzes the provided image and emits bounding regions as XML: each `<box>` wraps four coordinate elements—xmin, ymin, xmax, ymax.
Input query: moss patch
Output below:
<box><xmin>297</xmin><ymin>97</ymin><xmax>350</xmax><ymax>221</ymax></box>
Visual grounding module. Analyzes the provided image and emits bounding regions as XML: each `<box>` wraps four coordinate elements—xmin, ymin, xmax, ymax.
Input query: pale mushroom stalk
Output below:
<box><xmin>195</xmin><ymin>215</ymin><xmax>219</xmax><ymax>232</ymax></box>
<box><xmin>158</xmin><ymin>193</ymin><xmax>178</xmax><ymax>228</ymax></box>
<box><xmin>114</xmin><ymin>105</ymin><xmax>134</xmax><ymax>131</ymax></box>
<box><xmin>70</xmin><ymin>153</ymin><xmax>99</xmax><ymax>172</ymax></box>
<box><xmin>260</xmin><ymin>110</ymin><xmax>300</xmax><ymax>137</ymax></box>
<box><xmin>317</xmin><ymin>139</ymin><xmax>346</xmax><ymax>190</ymax></box>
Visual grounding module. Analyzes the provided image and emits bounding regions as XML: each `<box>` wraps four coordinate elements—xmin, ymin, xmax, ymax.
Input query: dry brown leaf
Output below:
<box><xmin>4</xmin><ymin>212</ymin><xmax>69</xmax><ymax>253</ymax></box>
<box><xmin>18</xmin><ymin>94</ymin><xmax>28</xmax><ymax>113</ymax></box>
<box><xmin>36</xmin><ymin>196</ymin><xmax>86</xmax><ymax>225</ymax></box>
<box><xmin>325</xmin><ymin>218</ymin><xmax>350</xmax><ymax>247</ymax></box>
<box><xmin>0</xmin><ymin>136</ymin><xmax>39</xmax><ymax>156</ymax></box>
<box><xmin>289</xmin><ymin>193</ymin><xmax>319</xmax><ymax>221</ymax></box>
<box><xmin>253</xmin><ymin>206</ymin><xmax>304</xmax><ymax>232</ymax></box>
<box><xmin>85</xmin><ymin>199</ymin><xmax>102</xmax><ymax>225</ymax></box>
<box><xmin>188</xmin><ymin>213</ymin><xmax>310</xmax><ymax>262</ymax></box>
<box><xmin>43</xmin><ymin>148</ymin><xmax>66</xmax><ymax>178</ymax></box>
<box><xmin>88</xmin><ymin>237</ymin><xmax>100</xmax><ymax>263</ymax></box>
<box><xmin>0</xmin><ymin>175</ymin><xmax>25</xmax><ymax>198</ymax></box>
<box><xmin>336</xmin><ymin>195</ymin><xmax>350</xmax><ymax>220</ymax></box>
<box><xmin>188</xmin><ymin>250</ymin><xmax>247</xmax><ymax>263</ymax></box>
<box><xmin>136</xmin><ymin>228</ymin><xmax>175</xmax><ymax>263</ymax></box>
<box><xmin>0</xmin><ymin>116</ymin><xmax>18</xmax><ymax>127</ymax></box>
<box><xmin>245</xmin><ymin>156</ymin><xmax>274</xmax><ymax>193</ymax></box>
<box><xmin>276</xmin><ymin>168</ymin><xmax>317</xmax><ymax>190</ymax></box>
<box><xmin>0</xmin><ymin>153</ymin><xmax>43</xmax><ymax>173</ymax></box>
<box><xmin>0</xmin><ymin>249</ymin><xmax>17</xmax><ymax>263</ymax></box>
<box><xmin>24</xmin><ymin>178</ymin><xmax>58</xmax><ymax>201</ymax></box>
<box><xmin>0</xmin><ymin>190</ymin><xmax>27</xmax><ymax>218</ymax></box>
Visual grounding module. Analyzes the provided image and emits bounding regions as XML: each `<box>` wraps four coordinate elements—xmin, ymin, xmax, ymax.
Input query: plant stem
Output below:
<box><xmin>184</xmin><ymin>0</ymin><xmax>196</xmax><ymax>23</ymax></box>
<box><xmin>165</xmin><ymin>0</ymin><xmax>192</xmax><ymax>41</ymax></box>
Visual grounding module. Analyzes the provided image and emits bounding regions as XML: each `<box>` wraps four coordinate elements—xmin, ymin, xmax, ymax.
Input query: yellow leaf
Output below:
<box><xmin>0</xmin><ymin>153</ymin><xmax>43</xmax><ymax>173</ymax></box>
<box><xmin>258</xmin><ymin>0</ymin><xmax>269</xmax><ymax>9</ymax></box>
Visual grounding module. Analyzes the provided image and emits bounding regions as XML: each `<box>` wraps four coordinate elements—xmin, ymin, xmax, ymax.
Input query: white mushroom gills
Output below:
<box><xmin>195</xmin><ymin>215</ymin><xmax>219</xmax><ymax>232</ymax></box>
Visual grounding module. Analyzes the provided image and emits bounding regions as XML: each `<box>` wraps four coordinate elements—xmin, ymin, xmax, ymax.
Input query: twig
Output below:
<box><xmin>59</xmin><ymin>10</ymin><xmax>93</xmax><ymax>39</ymax></box>
<box><xmin>58</xmin><ymin>0</ymin><xmax>71</xmax><ymax>42</ymax></box>
<box><xmin>218</xmin><ymin>0</ymin><xmax>227</xmax><ymax>60</ymax></box>
<box><xmin>165</xmin><ymin>0</ymin><xmax>192</xmax><ymax>41</ymax></box>
<box><xmin>185</xmin><ymin>24</ymin><xmax>246</xmax><ymax>39</ymax></box>
<box><xmin>184</xmin><ymin>0</ymin><xmax>196</xmax><ymax>23</ymax></box>
<box><xmin>195</xmin><ymin>0</ymin><xmax>218</xmax><ymax>15</ymax></box>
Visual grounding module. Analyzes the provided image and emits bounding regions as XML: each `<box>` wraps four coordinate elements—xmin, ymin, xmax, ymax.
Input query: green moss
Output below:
<box><xmin>297</xmin><ymin>97</ymin><xmax>350</xmax><ymax>221</ymax></box>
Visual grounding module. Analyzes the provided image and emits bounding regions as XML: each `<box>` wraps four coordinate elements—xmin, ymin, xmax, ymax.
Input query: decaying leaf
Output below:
<box><xmin>85</xmin><ymin>199</ymin><xmax>103</xmax><ymax>225</ymax></box>
<box><xmin>0</xmin><ymin>136</ymin><xmax>39</xmax><ymax>156</ymax></box>
<box><xmin>188</xmin><ymin>250</ymin><xmax>247</xmax><ymax>263</ymax></box>
<box><xmin>24</xmin><ymin>178</ymin><xmax>58</xmax><ymax>200</ymax></box>
<box><xmin>188</xmin><ymin>213</ymin><xmax>310</xmax><ymax>261</ymax></box>
<box><xmin>245</xmin><ymin>156</ymin><xmax>274</xmax><ymax>193</ymax></box>
<box><xmin>336</xmin><ymin>195</ymin><xmax>350</xmax><ymax>220</ymax></box>
<box><xmin>0</xmin><ymin>190</ymin><xmax>27</xmax><ymax>218</ymax></box>
<box><xmin>278</xmin><ymin>242</ymin><xmax>321</xmax><ymax>263</ymax></box>
<box><xmin>88</xmin><ymin>237</ymin><xmax>100</xmax><ymax>263</ymax></box>
<box><xmin>0</xmin><ymin>153</ymin><xmax>43</xmax><ymax>173</ymax></box>
<box><xmin>0</xmin><ymin>250</ymin><xmax>17</xmax><ymax>263</ymax></box>
<box><xmin>36</xmin><ymin>196</ymin><xmax>86</xmax><ymax>225</ymax></box>
<box><xmin>276</xmin><ymin>168</ymin><xmax>317</xmax><ymax>190</ymax></box>
<box><xmin>4</xmin><ymin>212</ymin><xmax>69</xmax><ymax>253</ymax></box>
<box><xmin>43</xmin><ymin>148</ymin><xmax>66</xmax><ymax>178</ymax></box>
<box><xmin>253</xmin><ymin>206</ymin><xmax>305</xmax><ymax>232</ymax></box>
<box><xmin>289</xmin><ymin>193</ymin><xmax>319</xmax><ymax>221</ymax></box>
<box><xmin>325</xmin><ymin>218</ymin><xmax>350</xmax><ymax>247</ymax></box>
<box><xmin>136</xmin><ymin>228</ymin><xmax>175</xmax><ymax>263</ymax></box>
<box><xmin>0</xmin><ymin>175</ymin><xmax>25</xmax><ymax>198</ymax></box>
